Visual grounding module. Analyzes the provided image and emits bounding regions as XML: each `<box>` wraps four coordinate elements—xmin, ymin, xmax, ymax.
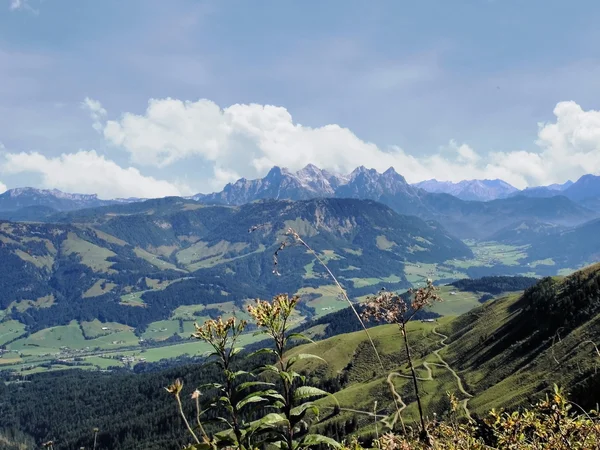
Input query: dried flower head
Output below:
<box><xmin>191</xmin><ymin>316</ymin><xmax>246</xmax><ymax>347</ymax></box>
<box><xmin>362</xmin><ymin>279</ymin><xmax>441</xmax><ymax>324</ymax></box>
<box><xmin>165</xmin><ymin>378</ymin><xmax>184</xmax><ymax>396</ymax></box>
<box><xmin>191</xmin><ymin>389</ymin><xmax>201</xmax><ymax>400</ymax></box>
<box><xmin>408</xmin><ymin>279</ymin><xmax>441</xmax><ymax>311</ymax></box>
<box><xmin>362</xmin><ymin>291</ymin><xmax>408</xmax><ymax>324</ymax></box>
<box><xmin>247</xmin><ymin>294</ymin><xmax>299</xmax><ymax>332</ymax></box>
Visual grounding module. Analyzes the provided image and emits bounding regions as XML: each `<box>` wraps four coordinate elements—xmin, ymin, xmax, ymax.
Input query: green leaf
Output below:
<box><xmin>248</xmin><ymin>413</ymin><xmax>289</xmax><ymax>432</ymax></box>
<box><xmin>300</xmin><ymin>434</ymin><xmax>342</xmax><ymax>449</ymax></box>
<box><xmin>248</xmin><ymin>348</ymin><xmax>276</xmax><ymax>358</ymax></box>
<box><xmin>218</xmin><ymin>395</ymin><xmax>231</xmax><ymax>405</ymax></box>
<box><xmin>290</xmin><ymin>402</ymin><xmax>319</xmax><ymax>419</ymax></box>
<box><xmin>259</xmin><ymin>364</ymin><xmax>281</xmax><ymax>375</ymax></box>
<box><xmin>237</xmin><ymin>381</ymin><xmax>275</xmax><ymax>392</ymax></box>
<box><xmin>229</xmin><ymin>346</ymin><xmax>244</xmax><ymax>357</ymax></box>
<box><xmin>237</xmin><ymin>395</ymin><xmax>269</xmax><ymax>409</ymax></box>
<box><xmin>279</xmin><ymin>370</ymin><xmax>293</xmax><ymax>384</ymax></box>
<box><xmin>184</xmin><ymin>443</ymin><xmax>215</xmax><ymax>450</ymax></box>
<box><xmin>290</xmin><ymin>371</ymin><xmax>307</xmax><ymax>383</ymax></box>
<box><xmin>253</xmin><ymin>329</ymin><xmax>268</xmax><ymax>336</ymax></box>
<box><xmin>286</xmin><ymin>333</ymin><xmax>315</xmax><ymax>344</ymax></box>
<box><xmin>293</xmin><ymin>386</ymin><xmax>332</xmax><ymax>403</ymax></box>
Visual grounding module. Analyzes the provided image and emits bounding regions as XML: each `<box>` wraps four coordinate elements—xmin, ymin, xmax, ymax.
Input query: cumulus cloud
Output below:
<box><xmin>0</xmin><ymin>180</ymin><xmax>6</xmax><ymax>194</ymax></box>
<box><xmin>1</xmin><ymin>150</ymin><xmax>189</xmax><ymax>199</ymax></box>
<box><xmin>92</xmin><ymin>97</ymin><xmax>600</xmax><ymax>191</ymax></box>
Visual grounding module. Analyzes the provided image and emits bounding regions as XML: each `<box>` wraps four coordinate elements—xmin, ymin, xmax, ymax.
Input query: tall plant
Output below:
<box><xmin>247</xmin><ymin>293</ymin><xmax>341</xmax><ymax>450</ymax></box>
<box><xmin>362</xmin><ymin>280</ymin><xmax>441</xmax><ymax>442</ymax></box>
<box><xmin>167</xmin><ymin>317</ymin><xmax>284</xmax><ymax>450</ymax></box>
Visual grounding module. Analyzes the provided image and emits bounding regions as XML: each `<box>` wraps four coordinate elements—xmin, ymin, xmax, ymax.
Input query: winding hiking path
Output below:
<box><xmin>430</xmin><ymin>328</ymin><xmax>473</xmax><ymax>420</ymax></box>
<box><xmin>383</xmin><ymin>327</ymin><xmax>474</xmax><ymax>424</ymax></box>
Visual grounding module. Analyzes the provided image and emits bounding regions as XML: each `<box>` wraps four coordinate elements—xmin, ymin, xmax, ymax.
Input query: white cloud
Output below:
<box><xmin>1</xmin><ymin>150</ymin><xmax>189</xmax><ymax>199</ymax></box>
<box><xmin>82</xmin><ymin>97</ymin><xmax>108</xmax><ymax>132</ymax></box>
<box><xmin>0</xmin><ymin>180</ymin><xmax>6</xmax><ymax>194</ymax></box>
<box><xmin>9</xmin><ymin>0</ymin><xmax>38</xmax><ymax>13</ymax></box>
<box><xmin>9</xmin><ymin>0</ymin><xmax>23</xmax><ymax>10</ymax></box>
<box><xmin>93</xmin><ymin>97</ymin><xmax>600</xmax><ymax>191</ymax></box>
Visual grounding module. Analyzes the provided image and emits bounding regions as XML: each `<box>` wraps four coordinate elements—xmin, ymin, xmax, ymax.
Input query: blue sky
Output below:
<box><xmin>1</xmin><ymin>0</ymin><xmax>600</xmax><ymax>198</ymax></box>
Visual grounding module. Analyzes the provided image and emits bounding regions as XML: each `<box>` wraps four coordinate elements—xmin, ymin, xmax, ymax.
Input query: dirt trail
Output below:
<box><xmin>384</xmin><ymin>327</ymin><xmax>473</xmax><ymax>423</ymax></box>
<box><xmin>431</xmin><ymin>328</ymin><xmax>473</xmax><ymax>420</ymax></box>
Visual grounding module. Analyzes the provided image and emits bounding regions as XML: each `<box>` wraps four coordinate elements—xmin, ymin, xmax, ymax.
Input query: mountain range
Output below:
<box><xmin>0</xmin><ymin>197</ymin><xmax>471</xmax><ymax>333</ymax></box>
<box><xmin>1</xmin><ymin>165</ymin><xmax>599</xmax><ymax>241</ymax></box>
<box><xmin>413</xmin><ymin>178</ymin><xmax>519</xmax><ymax>201</ymax></box>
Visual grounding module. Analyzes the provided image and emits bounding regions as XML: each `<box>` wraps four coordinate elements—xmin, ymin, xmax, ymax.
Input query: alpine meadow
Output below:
<box><xmin>2</xmin><ymin>1</ymin><xmax>600</xmax><ymax>449</ymax></box>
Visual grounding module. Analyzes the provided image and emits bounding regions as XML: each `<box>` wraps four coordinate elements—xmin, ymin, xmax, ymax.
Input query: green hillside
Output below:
<box><xmin>287</xmin><ymin>263</ymin><xmax>600</xmax><ymax>434</ymax></box>
<box><xmin>2</xmin><ymin>263</ymin><xmax>599</xmax><ymax>449</ymax></box>
<box><xmin>0</xmin><ymin>197</ymin><xmax>475</xmax><ymax>373</ymax></box>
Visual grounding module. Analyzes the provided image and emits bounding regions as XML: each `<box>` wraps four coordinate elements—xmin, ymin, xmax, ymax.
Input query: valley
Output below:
<box><xmin>0</xmin><ymin>170</ymin><xmax>599</xmax><ymax>449</ymax></box>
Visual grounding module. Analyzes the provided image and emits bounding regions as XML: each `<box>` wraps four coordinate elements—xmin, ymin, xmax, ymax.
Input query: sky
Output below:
<box><xmin>1</xmin><ymin>0</ymin><xmax>600</xmax><ymax>198</ymax></box>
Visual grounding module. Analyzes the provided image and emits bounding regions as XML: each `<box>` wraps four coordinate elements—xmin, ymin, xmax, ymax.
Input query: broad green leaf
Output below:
<box><xmin>237</xmin><ymin>389</ymin><xmax>284</xmax><ymax>408</ymax></box>
<box><xmin>300</xmin><ymin>434</ymin><xmax>342</xmax><ymax>449</ymax></box>
<box><xmin>293</xmin><ymin>386</ymin><xmax>332</xmax><ymax>403</ymax></box>
<box><xmin>259</xmin><ymin>364</ymin><xmax>281</xmax><ymax>375</ymax></box>
<box><xmin>237</xmin><ymin>381</ymin><xmax>275</xmax><ymax>391</ymax></box>
<box><xmin>290</xmin><ymin>402</ymin><xmax>319</xmax><ymax>419</ymax></box>
<box><xmin>237</xmin><ymin>395</ymin><xmax>269</xmax><ymax>409</ymax></box>
<box><xmin>248</xmin><ymin>412</ymin><xmax>289</xmax><ymax>432</ymax></box>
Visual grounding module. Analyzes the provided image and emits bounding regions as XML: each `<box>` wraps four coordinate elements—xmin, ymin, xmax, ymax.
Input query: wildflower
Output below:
<box><xmin>191</xmin><ymin>389</ymin><xmax>201</xmax><ymax>400</ymax></box>
<box><xmin>165</xmin><ymin>378</ymin><xmax>184</xmax><ymax>395</ymax></box>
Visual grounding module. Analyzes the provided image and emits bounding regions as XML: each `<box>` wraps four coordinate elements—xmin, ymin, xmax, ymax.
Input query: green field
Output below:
<box><xmin>119</xmin><ymin>291</ymin><xmax>147</xmax><ymax>307</ymax></box>
<box><xmin>403</xmin><ymin>262</ymin><xmax>466</xmax><ymax>284</ymax></box>
<box><xmin>0</xmin><ymin>320</ymin><xmax>26</xmax><ymax>346</ymax></box>
<box><xmin>448</xmin><ymin>241</ymin><xmax>529</xmax><ymax>270</ymax></box>
<box><xmin>62</xmin><ymin>232</ymin><xmax>117</xmax><ymax>273</ymax></box>
<box><xmin>83</xmin><ymin>279</ymin><xmax>117</xmax><ymax>298</ymax></box>
<box><xmin>428</xmin><ymin>285</ymin><xmax>482</xmax><ymax>316</ymax></box>
<box><xmin>134</xmin><ymin>247</ymin><xmax>182</xmax><ymax>271</ymax></box>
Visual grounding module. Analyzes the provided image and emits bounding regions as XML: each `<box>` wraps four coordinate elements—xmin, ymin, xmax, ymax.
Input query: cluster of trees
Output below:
<box><xmin>450</xmin><ymin>275</ymin><xmax>539</xmax><ymax>295</ymax></box>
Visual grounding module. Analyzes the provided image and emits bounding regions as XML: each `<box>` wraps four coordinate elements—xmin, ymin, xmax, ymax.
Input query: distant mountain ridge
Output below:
<box><xmin>413</xmin><ymin>178</ymin><xmax>519</xmax><ymax>201</ymax></box>
<box><xmin>190</xmin><ymin>165</ymin><xmax>597</xmax><ymax>239</ymax></box>
<box><xmin>1</xmin><ymin>165</ymin><xmax>597</xmax><ymax>240</ymax></box>
<box><xmin>0</xmin><ymin>187</ymin><xmax>142</xmax><ymax>212</ymax></box>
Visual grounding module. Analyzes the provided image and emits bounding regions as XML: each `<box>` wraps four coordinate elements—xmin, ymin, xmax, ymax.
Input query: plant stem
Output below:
<box><xmin>399</xmin><ymin>321</ymin><xmax>427</xmax><ymax>439</ymax></box>
<box><xmin>223</xmin><ymin>357</ymin><xmax>244</xmax><ymax>448</ymax></box>
<box><xmin>296</xmin><ymin>236</ymin><xmax>384</xmax><ymax>370</ymax></box>
<box><xmin>194</xmin><ymin>396</ymin><xmax>209</xmax><ymax>443</ymax></box>
<box><xmin>175</xmin><ymin>393</ymin><xmax>200</xmax><ymax>445</ymax></box>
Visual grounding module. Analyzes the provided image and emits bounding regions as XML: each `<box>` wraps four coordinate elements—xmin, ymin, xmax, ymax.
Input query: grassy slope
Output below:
<box><xmin>288</xmin><ymin>265</ymin><xmax>600</xmax><ymax>433</ymax></box>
